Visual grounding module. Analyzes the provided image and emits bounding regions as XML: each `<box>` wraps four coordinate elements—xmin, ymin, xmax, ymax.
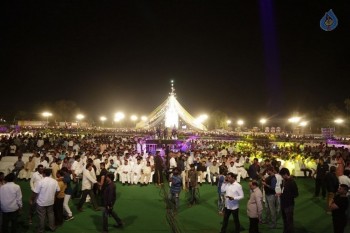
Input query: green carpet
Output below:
<box><xmin>13</xmin><ymin>178</ymin><xmax>347</xmax><ymax>233</ymax></box>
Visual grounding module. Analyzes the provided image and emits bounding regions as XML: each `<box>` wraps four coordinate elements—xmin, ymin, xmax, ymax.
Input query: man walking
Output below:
<box><xmin>279</xmin><ymin>168</ymin><xmax>298</xmax><ymax>233</ymax></box>
<box><xmin>102</xmin><ymin>173</ymin><xmax>123</xmax><ymax>233</ymax></box>
<box><xmin>77</xmin><ymin>163</ymin><xmax>101</xmax><ymax>211</ymax></box>
<box><xmin>220</xmin><ymin>172</ymin><xmax>244</xmax><ymax>233</ymax></box>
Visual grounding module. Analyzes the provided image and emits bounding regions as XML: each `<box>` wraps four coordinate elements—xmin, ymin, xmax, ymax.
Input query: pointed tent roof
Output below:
<box><xmin>136</xmin><ymin>81</ymin><xmax>207</xmax><ymax>131</ymax></box>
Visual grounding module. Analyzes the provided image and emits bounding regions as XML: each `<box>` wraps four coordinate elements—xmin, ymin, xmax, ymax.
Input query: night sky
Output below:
<box><xmin>1</xmin><ymin>0</ymin><xmax>350</xmax><ymax>122</ymax></box>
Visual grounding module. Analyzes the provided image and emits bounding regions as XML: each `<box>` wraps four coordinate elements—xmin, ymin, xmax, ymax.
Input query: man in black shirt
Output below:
<box><xmin>315</xmin><ymin>158</ymin><xmax>329</xmax><ymax>199</ymax></box>
<box><xmin>248</xmin><ymin>158</ymin><xmax>260</xmax><ymax>181</ymax></box>
<box><xmin>325</xmin><ymin>166</ymin><xmax>340</xmax><ymax>213</ymax></box>
<box><xmin>279</xmin><ymin>168</ymin><xmax>298</xmax><ymax>233</ymax></box>
<box><xmin>98</xmin><ymin>162</ymin><xmax>108</xmax><ymax>205</ymax></box>
<box><xmin>102</xmin><ymin>173</ymin><xmax>123</xmax><ymax>233</ymax></box>
<box><xmin>330</xmin><ymin>184</ymin><xmax>349</xmax><ymax>233</ymax></box>
<box><xmin>154</xmin><ymin>152</ymin><xmax>164</xmax><ymax>186</ymax></box>
<box><xmin>219</xmin><ymin>162</ymin><xmax>228</xmax><ymax>176</ymax></box>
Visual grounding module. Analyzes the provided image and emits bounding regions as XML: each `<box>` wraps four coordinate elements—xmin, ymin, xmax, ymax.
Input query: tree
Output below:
<box><xmin>208</xmin><ymin>110</ymin><xmax>228</xmax><ymax>130</ymax></box>
<box><xmin>53</xmin><ymin>100</ymin><xmax>80</xmax><ymax>122</ymax></box>
<box><xmin>316</xmin><ymin>103</ymin><xmax>346</xmax><ymax>134</ymax></box>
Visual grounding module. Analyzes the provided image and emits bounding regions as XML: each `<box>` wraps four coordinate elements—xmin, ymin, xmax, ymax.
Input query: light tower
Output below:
<box><xmin>165</xmin><ymin>80</ymin><xmax>179</xmax><ymax>128</ymax></box>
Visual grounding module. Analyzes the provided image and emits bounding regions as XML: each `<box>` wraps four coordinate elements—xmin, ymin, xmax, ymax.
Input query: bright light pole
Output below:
<box><xmin>299</xmin><ymin>121</ymin><xmax>308</xmax><ymax>135</ymax></box>
<box><xmin>334</xmin><ymin>118</ymin><xmax>344</xmax><ymax>134</ymax></box>
<box><xmin>130</xmin><ymin>115</ymin><xmax>138</xmax><ymax>128</ymax></box>
<box><xmin>114</xmin><ymin>112</ymin><xmax>125</xmax><ymax>128</ymax></box>
<box><xmin>42</xmin><ymin>112</ymin><xmax>52</xmax><ymax>126</ymax></box>
<box><xmin>227</xmin><ymin>120</ymin><xmax>231</xmax><ymax>130</ymax></box>
<box><xmin>237</xmin><ymin>119</ymin><xmax>244</xmax><ymax>132</ymax></box>
<box><xmin>334</xmin><ymin>118</ymin><xmax>344</xmax><ymax>124</ymax></box>
<box><xmin>100</xmin><ymin>116</ymin><xmax>107</xmax><ymax>127</ymax></box>
<box><xmin>288</xmin><ymin>116</ymin><xmax>301</xmax><ymax>134</ymax></box>
<box><xmin>75</xmin><ymin>114</ymin><xmax>85</xmax><ymax>133</ymax></box>
<box><xmin>76</xmin><ymin>114</ymin><xmax>84</xmax><ymax>126</ymax></box>
<box><xmin>259</xmin><ymin>118</ymin><xmax>267</xmax><ymax>132</ymax></box>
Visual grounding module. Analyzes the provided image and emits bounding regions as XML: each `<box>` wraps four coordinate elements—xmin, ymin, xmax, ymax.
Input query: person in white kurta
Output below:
<box><xmin>140</xmin><ymin>161</ymin><xmax>153</xmax><ymax>185</ymax></box>
<box><xmin>131</xmin><ymin>159</ymin><xmax>143</xmax><ymax>184</ymax></box>
<box><xmin>228</xmin><ymin>161</ymin><xmax>241</xmax><ymax>182</ymax></box>
<box><xmin>120</xmin><ymin>160</ymin><xmax>132</xmax><ymax>185</ymax></box>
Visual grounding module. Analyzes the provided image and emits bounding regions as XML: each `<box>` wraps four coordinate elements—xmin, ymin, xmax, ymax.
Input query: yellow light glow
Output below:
<box><xmin>42</xmin><ymin>112</ymin><xmax>52</xmax><ymax>117</ymax></box>
<box><xmin>334</xmin><ymin>118</ymin><xmax>344</xmax><ymax>124</ymax></box>
<box><xmin>165</xmin><ymin>95</ymin><xmax>179</xmax><ymax>128</ymax></box>
<box><xmin>130</xmin><ymin>115</ymin><xmax>138</xmax><ymax>121</ymax></box>
<box><xmin>259</xmin><ymin>118</ymin><xmax>267</xmax><ymax>124</ymax></box>
<box><xmin>141</xmin><ymin>116</ymin><xmax>148</xmax><ymax>121</ymax></box>
<box><xmin>227</xmin><ymin>120</ymin><xmax>231</xmax><ymax>124</ymax></box>
<box><xmin>288</xmin><ymin>116</ymin><xmax>301</xmax><ymax>123</ymax></box>
<box><xmin>76</xmin><ymin>114</ymin><xmax>85</xmax><ymax>120</ymax></box>
<box><xmin>100</xmin><ymin>116</ymin><xmax>107</xmax><ymax>122</ymax></box>
<box><xmin>195</xmin><ymin>114</ymin><xmax>208</xmax><ymax>125</ymax></box>
<box><xmin>237</xmin><ymin>120</ymin><xmax>244</xmax><ymax>126</ymax></box>
<box><xmin>299</xmin><ymin>121</ymin><xmax>308</xmax><ymax>127</ymax></box>
<box><xmin>114</xmin><ymin>112</ymin><xmax>125</xmax><ymax>121</ymax></box>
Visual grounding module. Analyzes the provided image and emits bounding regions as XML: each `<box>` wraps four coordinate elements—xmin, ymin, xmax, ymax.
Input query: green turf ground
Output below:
<box><xmin>12</xmin><ymin>178</ymin><xmax>349</xmax><ymax>233</ymax></box>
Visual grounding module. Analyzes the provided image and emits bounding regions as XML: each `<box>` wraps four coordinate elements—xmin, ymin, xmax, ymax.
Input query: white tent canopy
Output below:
<box><xmin>136</xmin><ymin>83</ymin><xmax>207</xmax><ymax>131</ymax></box>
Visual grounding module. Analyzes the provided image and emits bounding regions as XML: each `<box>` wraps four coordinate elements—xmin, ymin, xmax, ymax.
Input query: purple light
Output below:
<box><xmin>259</xmin><ymin>0</ymin><xmax>282</xmax><ymax>111</ymax></box>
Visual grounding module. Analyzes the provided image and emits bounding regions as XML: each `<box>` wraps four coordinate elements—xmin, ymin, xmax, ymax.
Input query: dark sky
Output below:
<box><xmin>1</xmin><ymin>0</ymin><xmax>350</xmax><ymax>122</ymax></box>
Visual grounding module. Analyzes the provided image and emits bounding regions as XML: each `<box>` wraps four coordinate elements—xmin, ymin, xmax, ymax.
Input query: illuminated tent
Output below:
<box><xmin>136</xmin><ymin>81</ymin><xmax>207</xmax><ymax>131</ymax></box>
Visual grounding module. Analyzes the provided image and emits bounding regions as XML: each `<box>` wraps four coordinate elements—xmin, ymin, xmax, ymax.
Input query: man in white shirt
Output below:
<box><xmin>140</xmin><ymin>161</ymin><xmax>153</xmax><ymax>186</ymax></box>
<box><xmin>30</xmin><ymin>165</ymin><xmax>44</xmax><ymax>191</ymax></box>
<box><xmin>36</xmin><ymin>138</ymin><xmax>44</xmax><ymax>149</ymax></box>
<box><xmin>31</xmin><ymin>169</ymin><xmax>60</xmax><ymax>233</ymax></box>
<box><xmin>93</xmin><ymin>154</ymin><xmax>102</xmax><ymax>176</ymax></box>
<box><xmin>0</xmin><ymin>173</ymin><xmax>23</xmax><ymax>233</ymax></box>
<box><xmin>120</xmin><ymin>160</ymin><xmax>132</xmax><ymax>185</ymax></box>
<box><xmin>71</xmin><ymin>155</ymin><xmax>83</xmax><ymax>198</ymax></box>
<box><xmin>77</xmin><ymin>163</ymin><xmax>100</xmax><ymax>211</ymax></box>
<box><xmin>228</xmin><ymin>161</ymin><xmax>238</xmax><ymax>174</ymax></box>
<box><xmin>338</xmin><ymin>170</ymin><xmax>350</xmax><ymax>194</ymax></box>
<box><xmin>29</xmin><ymin>165</ymin><xmax>44</xmax><ymax>224</ymax></box>
<box><xmin>39</xmin><ymin>156</ymin><xmax>49</xmax><ymax>169</ymax></box>
<box><xmin>220</xmin><ymin>172</ymin><xmax>244</xmax><ymax>233</ymax></box>
<box><xmin>131</xmin><ymin>159</ymin><xmax>143</xmax><ymax>185</ymax></box>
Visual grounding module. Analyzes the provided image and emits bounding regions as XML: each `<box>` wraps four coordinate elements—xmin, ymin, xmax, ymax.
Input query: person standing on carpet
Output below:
<box><xmin>0</xmin><ymin>173</ymin><xmax>23</xmax><ymax>233</ymax></box>
<box><xmin>29</xmin><ymin>165</ymin><xmax>44</xmax><ymax>225</ymax></box>
<box><xmin>220</xmin><ymin>172</ymin><xmax>244</xmax><ymax>233</ymax></box>
<box><xmin>187</xmin><ymin>164</ymin><xmax>198</xmax><ymax>207</ymax></box>
<box><xmin>102</xmin><ymin>173</ymin><xmax>123</xmax><ymax>233</ymax></box>
<box><xmin>262</xmin><ymin>166</ymin><xmax>278</xmax><ymax>229</ymax></box>
<box><xmin>329</xmin><ymin>184</ymin><xmax>349</xmax><ymax>233</ymax></box>
<box><xmin>279</xmin><ymin>168</ymin><xmax>298</xmax><ymax>233</ymax></box>
<box><xmin>154</xmin><ymin>151</ymin><xmax>164</xmax><ymax>186</ymax></box>
<box><xmin>247</xmin><ymin>180</ymin><xmax>263</xmax><ymax>233</ymax></box>
<box><xmin>54</xmin><ymin>170</ymin><xmax>66</xmax><ymax>226</ymax></box>
<box><xmin>169</xmin><ymin>167</ymin><xmax>182</xmax><ymax>211</ymax></box>
<box><xmin>31</xmin><ymin>168</ymin><xmax>60</xmax><ymax>233</ymax></box>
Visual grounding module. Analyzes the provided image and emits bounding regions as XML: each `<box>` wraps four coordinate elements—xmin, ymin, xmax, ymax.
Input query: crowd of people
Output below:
<box><xmin>0</xmin><ymin>131</ymin><xmax>349</xmax><ymax>233</ymax></box>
